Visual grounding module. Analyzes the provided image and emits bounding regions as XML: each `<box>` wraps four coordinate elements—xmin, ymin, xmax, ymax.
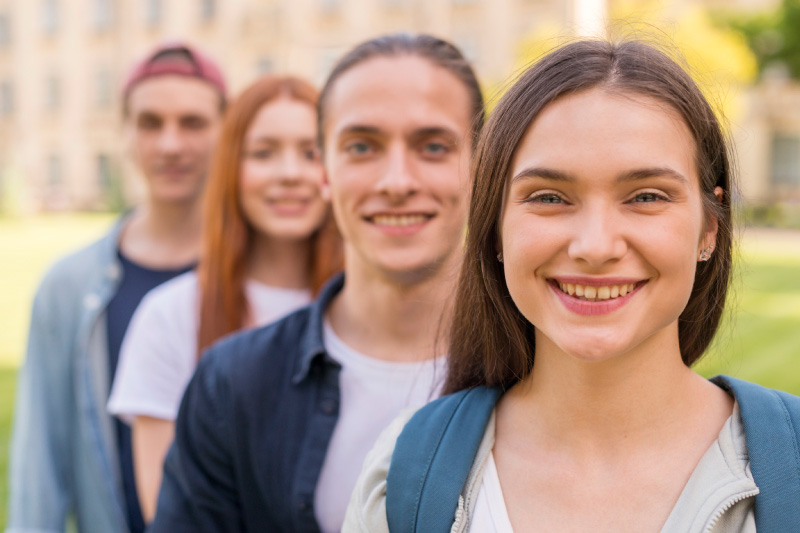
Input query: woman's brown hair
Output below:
<box><xmin>196</xmin><ymin>75</ymin><xmax>343</xmax><ymax>356</ymax></box>
<box><xmin>445</xmin><ymin>39</ymin><xmax>735</xmax><ymax>394</ymax></box>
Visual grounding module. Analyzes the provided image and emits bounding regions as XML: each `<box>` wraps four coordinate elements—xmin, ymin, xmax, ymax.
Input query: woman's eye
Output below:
<box><xmin>528</xmin><ymin>193</ymin><xmax>564</xmax><ymax>204</ymax></box>
<box><xmin>248</xmin><ymin>149</ymin><xmax>272</xmax><ymax>159</ymax></box>
<box><xmin>632</xmin><ymin>192</ymin><xmax>667</xmax><ymax>203</ymax></box>
<box><xmin>304</xmin><ymin>148</ymin><xmax>319</xmax><ymax>161</ymax></box>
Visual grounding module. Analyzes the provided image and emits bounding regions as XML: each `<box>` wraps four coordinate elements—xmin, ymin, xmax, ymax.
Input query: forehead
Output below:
<box><xmin>512</xmin><ymin>89</ymin><xmax>697</xmax><ymax>184</ymax></box>
<box><xmin>246</xmin><ymin>98</ymin><xmax>317</xmax><ymax>141</ymax></box>
<box><xmin>324</xmin><ymin>55</ymin><xmax>473</xmax><ymax>140</ymax></box>
<box><xmin>126</xmin><ymin>75</ymin><xmax>221</xmax><ymax>118</ymax></box>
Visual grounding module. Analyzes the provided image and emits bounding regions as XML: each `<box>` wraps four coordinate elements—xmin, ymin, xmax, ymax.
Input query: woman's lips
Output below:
<box><xmin>266</xmin><ymin>197</ymin><xmax>312</xmax><ymax>216</ymax></box>
<box><xmin>549</xmin><ymin>278</ymin><xmax>647</xmax><ymax>315</ymax></box>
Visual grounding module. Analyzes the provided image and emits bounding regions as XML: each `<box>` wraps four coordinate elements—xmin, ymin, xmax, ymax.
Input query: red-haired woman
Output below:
<box><xmin>108</xmin><ymin>75</ymin><xmax>342</xmax><ymax>522</ymax></box>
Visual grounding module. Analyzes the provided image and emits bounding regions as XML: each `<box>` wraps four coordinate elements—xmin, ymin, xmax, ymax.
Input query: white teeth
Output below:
<box><xmin>371</xmin><ymin>214</ymin><xmax>428</xmax><ymax>227</ymax></box>
<box><xmin>556</xmin><ymin>282</ymin><xmax>639</xmax><ymax>301</ymax></box>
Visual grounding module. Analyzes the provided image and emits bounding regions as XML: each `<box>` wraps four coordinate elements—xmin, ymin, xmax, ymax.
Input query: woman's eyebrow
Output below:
<box><xmin>511</xmin><ymin>167</ymin><xmax>574</xmax><ymax>184</ymax></box>
<box><xmin>616</xmin><ymin>167</ymin><xmax>688</xmax><ymax>184</ymax></box>
<box><xmin>510</xmin><ymin>166</ymin><xmax>689</xmax><ymax>184</ymax></box>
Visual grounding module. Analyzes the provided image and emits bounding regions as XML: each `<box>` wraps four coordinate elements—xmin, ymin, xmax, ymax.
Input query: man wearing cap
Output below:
<box><xmin>6</xmin><ymin>44</ymin><xmax>226</xmax><ymax>533</ymax></box>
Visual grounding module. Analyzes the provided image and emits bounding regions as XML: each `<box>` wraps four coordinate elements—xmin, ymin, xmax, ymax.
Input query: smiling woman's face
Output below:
<box><xmin>500</xmin><ymin>88</ymin><xmax>719</xmax><ymax>363</ymax></box>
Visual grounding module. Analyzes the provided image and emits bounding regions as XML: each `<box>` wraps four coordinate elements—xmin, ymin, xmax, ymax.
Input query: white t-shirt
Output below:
<box><xmin>107</xmin><ymin>271</ymin><xmax>311</xmax><ymax>423</ymax></box>
<box><xmin>471</xmin><ymin>451</ymin><xmax>515</xmax><ymax>532</ymax></box>
<box><xmin>314</xmin><ymin>320</ymin><xmax>446</xmax><ymax>533</ymax></box>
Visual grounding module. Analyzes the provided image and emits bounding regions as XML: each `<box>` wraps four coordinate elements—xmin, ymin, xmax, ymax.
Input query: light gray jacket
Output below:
<box><xmin>343</xmin><ymin>403</ymin><xmax>757</xmax><ymax>533</ymax></box>
<box><xmin>7</xmin><ymin>218</ymin><xmax>130</xmax><ymax>533</ymax></box>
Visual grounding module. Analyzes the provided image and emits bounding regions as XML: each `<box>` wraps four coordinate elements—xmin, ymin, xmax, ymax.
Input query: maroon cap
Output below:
<box><xmin>122</xmin><ymin>42</ymin><xmax>227</xmax><ymax>100</ymax></box>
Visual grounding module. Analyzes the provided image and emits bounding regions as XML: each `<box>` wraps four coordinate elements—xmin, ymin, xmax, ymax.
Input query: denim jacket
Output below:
<box><xmin>7</xmin><ymin>218</ymin><xmax>129</xmax><ymax>533</ymax></box>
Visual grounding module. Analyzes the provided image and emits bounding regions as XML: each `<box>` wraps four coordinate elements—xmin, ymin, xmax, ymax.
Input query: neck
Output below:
<box><xmin>119</xmin><ymin>196</ymin><xmax>204</xmax><ymax>269</ymax></box>
<box><xmin>327</xmin><ymin>248</ymin><xmax>460</xmax><ymax>362</ymax></box>
<box><xmin>502</xmin><ymin>326</ymin><xmax>730</xmax><ymax>456</ymax></box>
<box><xmin>246</xmin><ymin>234</ymin><xmax>312</xmax><ymax>290</ymax></box>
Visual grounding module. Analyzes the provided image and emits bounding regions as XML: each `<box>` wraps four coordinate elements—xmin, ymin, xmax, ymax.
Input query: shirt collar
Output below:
<box><xmin>292</xmin><ymin>272</ymin><xmax>345</xmax><ymax>384</ymax></box>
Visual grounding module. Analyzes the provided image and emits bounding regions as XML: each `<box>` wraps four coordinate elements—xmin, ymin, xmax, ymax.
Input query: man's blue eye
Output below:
<box><xmin>348</xmin><ymin>142</ymin><xmax>371</xmax><ymax>155</ymax></box>
<box><xmin>424</xmin><ymin>143</ymin><xmax>447</xmax><ymax>154</ymax></box>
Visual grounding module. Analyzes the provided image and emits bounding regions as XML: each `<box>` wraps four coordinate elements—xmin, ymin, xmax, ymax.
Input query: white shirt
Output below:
<box><xmin>107</xmin><ymin>271</ymin><xmax>310</xmax><ymax>423</ymax></box>
<box><xmin>314</xmin><ymin>320</ymin><xmax>446</xmax><ymax>533</ymax></box>
<box><xmin>471</xmin><ymin>451</ymin><xmax>514</xmax><ymax>532</ymax></box>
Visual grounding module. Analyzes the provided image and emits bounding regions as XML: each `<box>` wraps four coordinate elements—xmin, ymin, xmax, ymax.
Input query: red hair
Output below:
<box><xmin>196</xmin><ymin>76</ymin><xmax>343</xmax><ymax>356</ymax></box>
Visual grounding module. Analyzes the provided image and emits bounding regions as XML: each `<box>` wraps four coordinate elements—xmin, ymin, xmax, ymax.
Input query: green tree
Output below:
<box><xmin>726</xmin><ymin>0</ymin><xmax>800</xmax><ymax>80</ymax></box>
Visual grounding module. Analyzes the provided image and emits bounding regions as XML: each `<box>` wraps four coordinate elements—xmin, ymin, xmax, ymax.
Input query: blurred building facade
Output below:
<box><xmin>0</xmin><ymin>0</ymin><xmax>796</xmax><ymax>211</ymax></box>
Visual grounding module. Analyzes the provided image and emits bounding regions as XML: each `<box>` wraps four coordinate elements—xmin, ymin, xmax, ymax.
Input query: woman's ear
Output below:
<box><xmin>699</xmin><ymin>186</ymin><xmax>723</xmax><ymax>258</ymax></box>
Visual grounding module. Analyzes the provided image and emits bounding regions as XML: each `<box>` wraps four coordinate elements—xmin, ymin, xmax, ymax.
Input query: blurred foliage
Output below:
<box><xmin>609</xmin><ymin>1</ymin><xmax>757</xmax><ymax>123</ymax></box>
<box><xmin>502</xmin><ymin>1</ymin><xmax>757</xmax><ymax>125</ymax></box>
<box><xmin>744</xmin><ymin>201</ymin><xmax>800</xmax><ymax>228</ymax></box>
<box><xmin>723</xmin><ymin>0</ymin><xmax>800</xmax><ymax>81</ymax></box>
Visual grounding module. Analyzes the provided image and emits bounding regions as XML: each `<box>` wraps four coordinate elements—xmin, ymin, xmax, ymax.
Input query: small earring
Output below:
<box><xmin>497</xmin><ymin>252</ymin><xmax>504</xmax><ymax>263</ymax></box>
<box><xmin>698</xmin><ymin>245</ymin><xmax>714</xmax><ymax>262</ymax></box>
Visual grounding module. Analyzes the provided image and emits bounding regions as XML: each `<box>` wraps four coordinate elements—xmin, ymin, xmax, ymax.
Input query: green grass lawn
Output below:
<box><xmin>695</xmin><ymin>229</ymin><xmax>800</xmax><ymax>393</ymax></box>
<box><xmin>0</xmin><ymin>216</ymin><xmax>798</xmax><ymax>528</ymax></box>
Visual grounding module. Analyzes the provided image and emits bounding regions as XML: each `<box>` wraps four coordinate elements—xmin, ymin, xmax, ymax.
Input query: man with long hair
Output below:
<box><xmin>7</xmin><ymin>43</ymin><xmax>225</xmax><ymax>533</ymax></box>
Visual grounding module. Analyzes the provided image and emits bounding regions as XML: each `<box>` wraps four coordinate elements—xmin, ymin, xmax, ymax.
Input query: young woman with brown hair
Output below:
<box><xmin>107</xmin><ymin>75</ymin><xmax>342</xmax><ymax>521</ymax></box>
<box><xmin>345</xmin><ymin>39</ymin><xmax>800</xmax><ymax>532</ymax></box>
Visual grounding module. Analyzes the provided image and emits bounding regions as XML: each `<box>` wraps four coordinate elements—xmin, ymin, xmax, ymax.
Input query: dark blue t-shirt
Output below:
<box><xmin>106</xmin><ymin>251</ymin><xmax>194</xmax><ymax>532</ymax></box>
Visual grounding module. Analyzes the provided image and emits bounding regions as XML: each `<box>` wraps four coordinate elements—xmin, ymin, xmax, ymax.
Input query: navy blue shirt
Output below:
<box><xmin>151</xmin><ymin>274</ymin><xmax>345</xmax><ymax>533</ymax></box>
<box><xmin>106</xmin><ymin>251</ymin><xmax>194</xmax><ymax>533</ymax></box>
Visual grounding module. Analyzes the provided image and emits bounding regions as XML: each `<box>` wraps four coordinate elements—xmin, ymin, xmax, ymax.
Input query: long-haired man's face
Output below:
<box><xmin>322</xmin><ymin>56</ymin><xmax>473</xmax><ymax>283</ymax></box>
<box><xmin>500</xmin><ymin>88</ymin><xmax>718</xmax><ymax>364</ymax></box>
<box><xmin>125</xmin><ymin>75</ymin><xmax>222</xmax><ymax>205</ymax></box>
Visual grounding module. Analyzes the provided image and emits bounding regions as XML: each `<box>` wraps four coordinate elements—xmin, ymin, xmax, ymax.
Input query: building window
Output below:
<box><xmin>0</xmin><ymin>14</ymin><xmax>10</xmax><ymax>47</ymax></box>
<box><xmin>97</xmin><ymin>154</ymin><xmax>113</xmax><ymax>191</ymax></box>
<box><xmin>144</xmin><ymin>0</ymin><xmax>161</xmax><ymax>27</ymax></box>
<box><xmin>453</xmin><ymin>34</ymin><xmax>478</xmax><ymax>62</ymax></box>
<box><xmin>93</xmin><ymin>0</ymin><xmax>114</xmax><ymax>31</ymax></box>
<box><xmin>257</xmin><ymin>57</ymin><xmax>274</xmax><ymax>75</ymax></box>
<box><xmin>200</xmin><ymin>0</ymin><xmax>215</xmax><ymax>21</ymax></box>
<box><xmin>45</xmin><ymin>75</ymin><xmax>60</xmax><ymax>110</ymax></box>
<box><xmin>771</xmin><ymin>134</ymin><xmax>800</xmax><ymax>186</ymax></box>
<box><xmin>43</xmin><ymin>0</ymin><xmax>59</xmax><ymax>35</ymax></box>
<box><xmin>1</xmin><ymin>82</ymin><xmax>13</xmax><ymax>116</ymax></box>
<box><xmin>47</xmin><ymin>154</ymin><xmax>62</xmax><ymax>186</ymax></box>
<box><xmin>95</xmin><ymin>68</ymin><xmax>112</xmax><ymax>108</ymax></box>
<box><xmin>318</xmin><ymin>0</ymin><xmax>339</xmax><ymax>15</ymax></box>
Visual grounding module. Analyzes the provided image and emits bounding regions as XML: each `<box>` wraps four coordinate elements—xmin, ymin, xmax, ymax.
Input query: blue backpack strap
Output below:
<box><xmin>386</xmin><ymin>386</ymin><xmax>503</xmax><ymax>533</ymax></box>
<box><xmin>712</xmin><ymin>375</ymin><xmax>800</xmax><ymax>531</ymax></box>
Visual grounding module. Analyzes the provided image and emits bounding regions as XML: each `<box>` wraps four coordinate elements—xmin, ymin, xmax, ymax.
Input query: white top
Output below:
<box><xmin>471</xmin><ymin>451</ymin><xmax>515</xmax><ymax>532</ymax></box>
<box><xmin>470</xmin><ymin>407</ymin><xmax>751</xmax><ymax>533</ymax></box>
<box><xmin>314</xmin><ymin>319</ymin><xmax>446</xmax><ymax>533</ymax></box>
<box><xmin>107</xmin><ymin>271</ymin><xmax>311</xmax><ymax>423</ymax></box>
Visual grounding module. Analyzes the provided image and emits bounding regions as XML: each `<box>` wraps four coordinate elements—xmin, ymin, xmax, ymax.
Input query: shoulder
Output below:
<box><xmin>135</xmin><ymin>271</ymin><xmax>199</xmax><ymax>319</ymax></box>
<box><xmin>195</xmin><ymin>304</ymin><xmax>317</xmax><ymax>390</ymax></box>
<box><xmin>342</xmin><ymin>408</ymin><xmax>418</xmax><ymax>533</ymax></box>
<box><xmin>32</xmin><ymin>227</ymin><xmax>117</xmax><ymax>316</ymax></box>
